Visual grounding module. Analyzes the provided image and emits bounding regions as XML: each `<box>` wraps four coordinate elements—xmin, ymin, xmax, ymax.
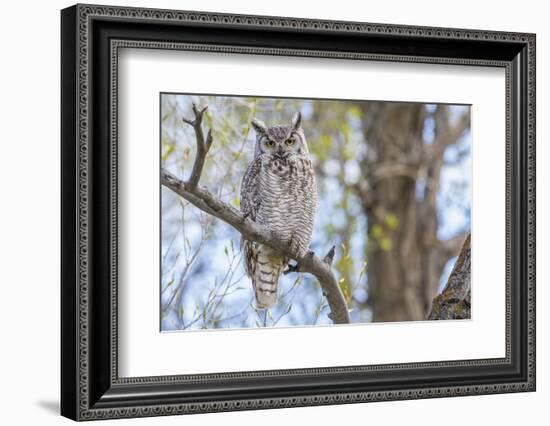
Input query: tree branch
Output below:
<box><xmin>182</xmin><ymin>103</ymin><xmax>213</xmax><ymax>190</ymax></box>
<box><xmin>370</xmin><ymin>161</ymin><xmax>419</xmax><ymax>183</ymax></box>
<box><xmin>426</xmin><ymin>107</ymin><xmax>471</xmax><ymax>163</ymax></box>
<box><xmin>448</xmin><ymin>111</ymin><xmax>471</xmax><ymax>146</ymax></box>
<box><xmin>162</xmin><ymin>105</ymin><xmax>351</xmax><ymax>324</ymax></box>
<box><xmin>428</xmin><ymin>234</ymin><xmax>471</xmax><ymax>320</ymax></box>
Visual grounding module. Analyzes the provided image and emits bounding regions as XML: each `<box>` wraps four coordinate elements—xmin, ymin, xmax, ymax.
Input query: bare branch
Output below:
<box><xmin>161</xmin><ymin>238</ymin><xmax>205</xmax><ymax>315</ymax></box>
<box><xmin>323</xmin><ymin>245</ymin><xmax>336</xmax><ymax>266</ymax></box>
<box><xmin>182</xmin><ymin>103</ymin><xmax>213</xmax><ymax>190</ymax></box>
<box><xmin>370</xmin><ymin>162</ymin><xmax>419</xmax><ymax>183</ymax></box>
<box><xmin>426</xmin><ymin>107</ymin><xmax>471</xmax><ymax>163</ymax></box>
<box><xmin>448</xmin><ymin>111</ymin><xmax>471</xmax><ymax>146</ymax></box>
<box><xmin>162</xmin><ymin>110</ymin><xmax>351</xmax><ymax>324</ymax></box>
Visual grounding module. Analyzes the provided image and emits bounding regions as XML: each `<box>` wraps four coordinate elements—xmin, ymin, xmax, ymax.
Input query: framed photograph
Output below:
<box><xmin>61</xmin><ymin>4</ymin><xmax>536</xmax><ymax>421</ymax></box>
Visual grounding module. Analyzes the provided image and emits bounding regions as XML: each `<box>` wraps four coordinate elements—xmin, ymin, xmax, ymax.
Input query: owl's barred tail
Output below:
<box><xmin>252</xmin><ymin>247</ymin><xmax>286</xmax><ymax>309</ymax></box>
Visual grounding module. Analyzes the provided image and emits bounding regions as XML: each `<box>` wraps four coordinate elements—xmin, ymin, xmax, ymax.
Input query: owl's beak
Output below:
<box><xmin>275</xmin><ymin>146</ymin><xmax>285</xmax><ymax>158</ymax></box>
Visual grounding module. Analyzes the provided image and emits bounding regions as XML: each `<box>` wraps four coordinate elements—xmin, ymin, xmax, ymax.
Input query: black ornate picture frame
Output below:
<box><xmin>61</xmin><ymin>3</ymin><xmax>536</xmax><ymax>421</ymax></box>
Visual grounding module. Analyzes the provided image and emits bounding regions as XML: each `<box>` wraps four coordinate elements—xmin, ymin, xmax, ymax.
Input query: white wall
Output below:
<box><xmin>0</xmin><ymin>0</ymin><xmax>546</xmax><ymax>424</ymax></box>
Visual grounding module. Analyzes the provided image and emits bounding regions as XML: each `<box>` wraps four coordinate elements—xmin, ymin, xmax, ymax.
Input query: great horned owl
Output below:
<box><xmin>240</xmin><ymin>112</ymin><xmax>317</xmax><ymax>309</ymax></box>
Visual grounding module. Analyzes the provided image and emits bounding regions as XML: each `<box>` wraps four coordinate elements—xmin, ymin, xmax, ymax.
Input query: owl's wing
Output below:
<box><xmin>239</xmin><ymin>157</ymin><xmax>263</xmax><ymax>278</ymax></box>
<box><xmin>239</xmin><ymin>156</ymin><xmax>262</xmax><ymax>222</ymax></box>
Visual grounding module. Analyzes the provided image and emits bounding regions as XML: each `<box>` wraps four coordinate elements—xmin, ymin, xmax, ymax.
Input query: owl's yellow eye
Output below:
<box><xmin>284</xmin><ymin>139</ymin><xmax>295</xmax><ymax>146</ymax></box>
<box><xmin>265</xmin><ymin>140</ymin><xmax>275</xmax><ymax>148</ymax></box>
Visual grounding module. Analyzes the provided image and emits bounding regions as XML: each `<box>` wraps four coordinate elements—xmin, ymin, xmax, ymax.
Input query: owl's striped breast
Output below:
<box><xmin>257</xmin><ymin>155</ymin><xmax>317</xmax><ymax>258</ymax></box>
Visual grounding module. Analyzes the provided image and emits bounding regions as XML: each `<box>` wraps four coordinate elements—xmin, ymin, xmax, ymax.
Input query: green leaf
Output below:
<box><xmin>380</xmin><ymin>237</ymin><xmax>393</xmax><ymax>252</ymax></box>
<box><xmin>385</xmin><ymin>213</ymin><xmax>399</xmax><ymax>230</ymax></box>
<box><xmin>348</xmin><ymin>106</ymin><xmax>362</xmax><ymax>118</ymax></box>
<box><xmin>341</xmin><ymin>122</ymin><xmax>351</xmax><ymax>141</ymax></box>
<box><xmin>371</xmin><ymin>224</ymin><xmax>384</xmax><ymax>239</ymax></box>
<box><xmin>342</xmin><ymin>146</ymin><xmax>354</xmax><ymax>160</ymax></box>
<box><xmin>161</xmin><ymin>144</ymin><xmax>175</xmax><ymax>162</ymax></box>
<box><xmin>182</xmin><ymin>146</ymin><xmax>191</xmax><ymax>161</ymax></box>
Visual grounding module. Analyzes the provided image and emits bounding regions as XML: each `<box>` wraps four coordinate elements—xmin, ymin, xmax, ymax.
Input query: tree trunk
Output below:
<box><xmin>357</xmin><ymin>103</ymin><xmax>468</xmax><ymax>322</ymax></box>
<box><xmin>428</xmin><ymin>234</ymin><xmax>471</xmax><ymax>320</ymax></box>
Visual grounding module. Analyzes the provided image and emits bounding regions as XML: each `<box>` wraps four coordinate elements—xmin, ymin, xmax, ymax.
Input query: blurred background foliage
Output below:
<box><xmin>161</xmin><ymin>94</ymin><xmax>471</xmax><ymax>331</ymax></box>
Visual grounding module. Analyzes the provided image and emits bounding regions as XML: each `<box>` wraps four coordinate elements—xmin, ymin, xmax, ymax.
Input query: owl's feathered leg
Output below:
<box><xmin>247</xmin><ymin>244</ymin><xmax>286</xmax><ymax>309</ymax></box>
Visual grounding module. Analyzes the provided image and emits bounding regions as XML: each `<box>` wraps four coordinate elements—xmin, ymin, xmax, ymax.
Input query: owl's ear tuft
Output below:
<box><xmin>291</xmin><ymin>111</ymin><xmax>302</xmax><ymax>130</ymax></box>
<box><xmin>251</xmin><ymin>118</ymin><xmax>267</xmax><ymax>134</ymax></box>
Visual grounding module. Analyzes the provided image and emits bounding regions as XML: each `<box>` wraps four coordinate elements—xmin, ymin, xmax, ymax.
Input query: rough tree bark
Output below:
<box><xmin>356</xmin><ymin>103</ymin><xmax>470</xmax><ymax>322</ymax></box>
<box><xmin>428</xmin><ymin>234</ymin><xmax>471</xmax><ymax>320</ymax></box>
<box><xmin>161</xmin><ymin>104</ymin><xmax>351</xmax><ymax>324</ymax></box>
